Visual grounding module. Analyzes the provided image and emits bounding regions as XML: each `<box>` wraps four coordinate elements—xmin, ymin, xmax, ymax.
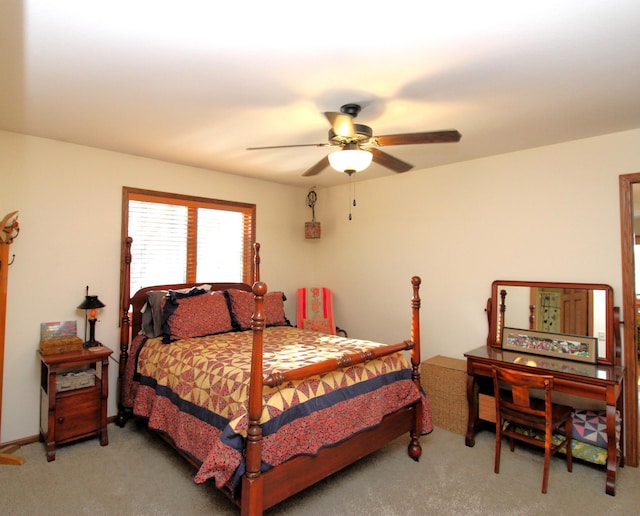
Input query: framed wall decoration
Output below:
<box><xmin>501</xmin><ymin>326</ymin><xmax>598</xmax><ymax>364</ymax></box>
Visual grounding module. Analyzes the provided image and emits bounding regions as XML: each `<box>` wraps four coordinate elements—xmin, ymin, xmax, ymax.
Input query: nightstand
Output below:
<box><xmin>38</xmin><ymin>345</ymin><xmax>112</xmax><ymax>461</ymax></box>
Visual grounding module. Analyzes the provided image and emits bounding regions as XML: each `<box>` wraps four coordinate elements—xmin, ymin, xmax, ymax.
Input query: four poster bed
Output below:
<box><xmin>116</xmin><ymin>237</ymin><xmax>431</xmax><ymax>515</ymax></box>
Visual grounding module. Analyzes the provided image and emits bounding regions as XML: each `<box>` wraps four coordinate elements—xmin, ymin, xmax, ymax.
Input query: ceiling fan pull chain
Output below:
<box><xmin>348</xmin><ymin>176</ymin><xmax>353</xmax><ymax>221</ymax></box>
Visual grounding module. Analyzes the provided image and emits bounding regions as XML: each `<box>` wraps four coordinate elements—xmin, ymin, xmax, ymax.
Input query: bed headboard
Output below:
<box><xmin>128</xmin><ymin>281</ymin><xmax>252</xmax><ymax>338</ymax></box>
<box><xmin>117</xmin><ymin>236</ymin><xmax>258</xmax><ymax>426</ymax></box>
<box><xmin>121</xmin><ymin>236</ymin><xmax>258</xmax><ymax>338</ymax></box>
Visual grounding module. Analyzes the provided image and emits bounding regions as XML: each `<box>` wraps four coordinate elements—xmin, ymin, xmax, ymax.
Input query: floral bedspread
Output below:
<box><xmin>125</xmin><ymin>326</ymin><xmax>432</xmax><ymax>489</ymax></box>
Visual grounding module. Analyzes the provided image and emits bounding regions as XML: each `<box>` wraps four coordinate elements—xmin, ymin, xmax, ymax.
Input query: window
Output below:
<box><xmin>121</xmin><ymin>187</ymin><xmax>255</xmax><ymax>298</ymax></box>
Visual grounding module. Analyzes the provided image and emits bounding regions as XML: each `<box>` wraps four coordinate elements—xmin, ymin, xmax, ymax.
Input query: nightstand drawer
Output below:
<box><xmin>39</xmin><ymin>345</ymin><xmax>112</xmax><ymax>460</ymax></box>
<box><xmin>54</xmin><ymin>388</ymin><xmax>100</xmax><ymax>442</ymax></box>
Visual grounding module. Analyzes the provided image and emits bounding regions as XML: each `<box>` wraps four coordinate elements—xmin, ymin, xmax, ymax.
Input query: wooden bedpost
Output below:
<box><xmin>408</xmin><ymin>275</ymin><xmax>422</xmax><ymax>461</ymax></box>
<box><xmin>242</xmin><ymin>243</ymin><xmax>265</xmax><ymax>516</ymax></box>
<box><xmin>253</xmin><ymin>242</ymin><xmax>260</xmax><ymax>282</ymax></box>
<box><xmin>116</xmin><ymin>236</ymin><xmax>132</xmax><ymax>427</ymax></box>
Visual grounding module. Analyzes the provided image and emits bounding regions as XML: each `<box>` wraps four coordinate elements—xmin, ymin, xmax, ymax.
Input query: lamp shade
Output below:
<box><xmin>328</xmin><ymin>146</ymin><xmax>373</xmax><ymax>174</ymax></box>
<box><xmin>77</xmin><ymin>295</ymin><xmax>105</xmax><ymax>311</ymax></box>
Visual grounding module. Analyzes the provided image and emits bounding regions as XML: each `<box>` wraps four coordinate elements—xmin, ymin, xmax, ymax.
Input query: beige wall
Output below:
<box><xmin>1</xmin><ymin>127</ymin><xmax>639</xmax><ymax>442</ymax></box>
<box><xmin>316</xmin><ymin>129</ymin><xmax>639</xmax><ymax>356</ymax></box>
<box><xmin>0</xmin><ymin>130</ymin><xmax>312</xmax><ymax>441</ymax></box>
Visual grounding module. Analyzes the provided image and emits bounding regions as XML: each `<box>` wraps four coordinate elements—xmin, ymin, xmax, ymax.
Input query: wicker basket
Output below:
<box><xmin>421</xmin><ymin>355</ymin><xmax>468</xmax><ymax>435</ymax></box>
<box><xmin>39</xmin><ymin>336</ymin><xmax>83</xmax><ymax>355</ymax></box>
<box><xmin>56</xmin><ymin>369</ymin><xmax>96</xmax><ymax>392</ymax></box>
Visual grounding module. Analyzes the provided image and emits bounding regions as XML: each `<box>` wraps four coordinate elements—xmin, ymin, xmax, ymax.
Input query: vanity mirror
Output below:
<box><xmin>486</xmin><ymin>280</ymin><xmax>619</xmax><ymax>366</ymax></box>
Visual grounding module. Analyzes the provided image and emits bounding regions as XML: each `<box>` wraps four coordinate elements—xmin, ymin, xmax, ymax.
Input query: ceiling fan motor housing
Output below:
<box><xmin>340</xmin><ymin>103</ymin><xmax>362</xmax><ymax>117</ymax></box>
<box><xmin>328</xmin><ymin>124</ymin><xmax>373</xmax><ymax>146</ymax></box>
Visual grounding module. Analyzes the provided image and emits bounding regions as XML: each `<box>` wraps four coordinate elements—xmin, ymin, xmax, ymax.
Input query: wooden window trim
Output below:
<box><xmin>121</xmin><ymin>186</ymin><xmax>256</xmax><ymax>295</ymax></box>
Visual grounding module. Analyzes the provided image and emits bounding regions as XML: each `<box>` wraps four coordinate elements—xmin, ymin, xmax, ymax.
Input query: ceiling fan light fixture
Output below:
<box><xmin>328</xmin><ymin>146</ymin><xmax>372</xmax><ymax>174</ymax></box>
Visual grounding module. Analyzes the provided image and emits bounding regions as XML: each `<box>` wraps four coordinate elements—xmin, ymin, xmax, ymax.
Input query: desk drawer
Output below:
<box><xmin>479</xmin><ymin>394</ymin><xmax>496</xmax><ymax>423</ymax></box>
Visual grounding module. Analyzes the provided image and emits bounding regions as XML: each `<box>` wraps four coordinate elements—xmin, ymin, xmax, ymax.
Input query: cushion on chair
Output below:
<box><xmin>297</xmin><ymin>287</ymin><xmax>337</xmax><ymax>335</ymax></box>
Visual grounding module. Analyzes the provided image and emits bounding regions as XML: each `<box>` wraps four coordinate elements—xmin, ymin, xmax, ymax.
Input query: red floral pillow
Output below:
<box><xmin>264</xmin><ymin>291</ymin><xmax>289</xmax><ymax>327</ymax></box>
<box><xmin>227</xmin><ymin>289</ymin><xmax>289</xmax><ymax>330</ymax></box>
<box><xmin>165</xmin><ymin>291</ymin><xmax>233</xmax><ymax>340</ymax></box>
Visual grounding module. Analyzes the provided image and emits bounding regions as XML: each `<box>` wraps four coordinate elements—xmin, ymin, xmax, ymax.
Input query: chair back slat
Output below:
<box><xmin>511</xmin><ymin>384</ymin><xmax>532</xmax><ymax>408</ymax></box>
<box><xmin>494</xmin><ymin>368</ymin><xmax>553</xmax><ymax>415</ymax></box>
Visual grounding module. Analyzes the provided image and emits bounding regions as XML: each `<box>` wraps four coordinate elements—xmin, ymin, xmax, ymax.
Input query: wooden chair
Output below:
<box><xmin>492</xmin><ymin>366</ymin><xmax>573</xmax><ymax>494</ymax></box>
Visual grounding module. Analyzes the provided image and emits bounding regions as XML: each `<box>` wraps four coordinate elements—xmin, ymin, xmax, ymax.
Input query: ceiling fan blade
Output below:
<box><xmin>374</xmin><ymin>130</ymin><xmax>461</xmax><ymax>147</ymax></box>
<box><xmin>369</xmin><ymin>148</ymin><xmax>413</xmax><ymax>173</ymax></box>
<box><xmin>324</xmin><ymin>112</ymin><xmax>355</xmax><ymax>138</ymax></box>
<box><xmin>302</xmin><ymin>155</ymin><xmax>330</xmax><ymax>177</ymax></box>
<box><xmin>246</xmin><ymin>142</ymin><xmax>330</xmax><ymax>150</ymax></box>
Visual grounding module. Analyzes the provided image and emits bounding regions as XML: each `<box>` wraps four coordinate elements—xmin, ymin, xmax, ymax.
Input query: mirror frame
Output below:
<box><xmin>487</xmin><ymin>279</ymin><xmax>618</xmax><ymax>367</ymax></box>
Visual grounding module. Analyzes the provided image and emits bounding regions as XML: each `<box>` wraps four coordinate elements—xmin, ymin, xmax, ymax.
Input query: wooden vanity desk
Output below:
<box><xmin>465</xmin><ymin>280</ymin><xmax>625</xmax><ymax>496</ymax></box>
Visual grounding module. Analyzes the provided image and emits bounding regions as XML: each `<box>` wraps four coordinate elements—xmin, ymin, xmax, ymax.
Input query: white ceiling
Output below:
<box><xmin>1</xmin><ymin>1</ymin><xmax>639</xmax><ymax>187</ymax></box>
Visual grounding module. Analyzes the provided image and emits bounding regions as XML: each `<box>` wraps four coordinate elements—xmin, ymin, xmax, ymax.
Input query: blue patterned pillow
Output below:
<box><xmin>571</xmin><ymin>409</ymin><xmax>620</xmax><ymax>449</ymax></box>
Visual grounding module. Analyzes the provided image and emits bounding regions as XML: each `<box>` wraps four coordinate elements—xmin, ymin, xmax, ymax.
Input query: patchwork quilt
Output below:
<box><xmin>124</xmin><ymin>326</ymin><xmax>432</xmax><ymax>489</ymax></box>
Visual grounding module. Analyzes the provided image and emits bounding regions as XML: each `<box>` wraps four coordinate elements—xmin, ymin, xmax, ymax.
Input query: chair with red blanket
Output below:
<box><xmin>297</xmin><ymin>287</ymin><xmax>347</xmax><ymax>337</ymax></box>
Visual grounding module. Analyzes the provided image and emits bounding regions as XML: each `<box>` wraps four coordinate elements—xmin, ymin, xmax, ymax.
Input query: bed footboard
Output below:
<box><xmin>241</xmin><ymin>273</ymin><xmax>423</xmax><ymax>515</ymax></box>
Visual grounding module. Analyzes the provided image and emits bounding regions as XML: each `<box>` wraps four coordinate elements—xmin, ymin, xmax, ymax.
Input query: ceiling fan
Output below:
<box><xmin>247</xmin><ymin>103</ymin><xmax>462</xmax><ymax>177</ymax></box>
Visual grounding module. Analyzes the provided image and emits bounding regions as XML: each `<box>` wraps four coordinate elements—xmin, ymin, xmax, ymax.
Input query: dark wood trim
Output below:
<box><xmin>618</xmin><ymin>172</ymin><xmax>639</xmax><ymax>467</ymax></box>
<box><xmin>120</xmin><ymin>186</ymin><xmax>257</xmax><ymax>288</ymax></box>
<box><xmin>1</xmin><ymin>240</ymin><xmax>25</xmax><ymax>465</ymax></box>
<box><xmin>0</xmin><ymin>244</ymin><xmax>7</xmax><ymax>445</ymax></box>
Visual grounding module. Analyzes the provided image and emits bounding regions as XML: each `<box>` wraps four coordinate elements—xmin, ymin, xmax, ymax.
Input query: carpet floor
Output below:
<box><xmin>0</xmin><ymin>421</ymin><xmax>637</xmax><ymax>515</ymax></box>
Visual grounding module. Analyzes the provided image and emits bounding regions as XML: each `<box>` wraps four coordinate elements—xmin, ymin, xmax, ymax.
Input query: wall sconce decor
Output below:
<box><xmin>77</xmin><ymin>286</ymin><xmax>106</xmax><ymax>348</ymax></box>
<box><xmin>0</xmin><ymin>211</ymin><xmax>19</xmax><ymax>245</ymax></box>
<box><xmin>305</xmin><ymin>189</ymin><xmax>321</xmax><ymax>239</ymax></box>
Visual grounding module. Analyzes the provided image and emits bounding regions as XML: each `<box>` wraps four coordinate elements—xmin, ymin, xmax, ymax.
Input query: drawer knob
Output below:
<box><xmin>57</xmin><ymin>417</ymin><xmax>65</xmax><ymax>424</ymax></box>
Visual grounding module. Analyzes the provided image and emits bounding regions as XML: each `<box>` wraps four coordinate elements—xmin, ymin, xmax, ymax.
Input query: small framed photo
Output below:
<box><xmin>501</xmin><ymin>327</ymin><xmax>597</xmax><ymax>364</ymax></box>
